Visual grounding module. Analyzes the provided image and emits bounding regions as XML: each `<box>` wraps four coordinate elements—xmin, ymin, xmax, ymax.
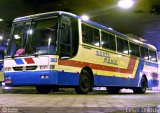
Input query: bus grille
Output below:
<box><xmin>13</xmin><ymin>66</ymin><xmax>23</xmax><ymax>71</ymax></box>
<box><xmin>13</xmin><ymin>66</ymin><xmax>37</xmax><ymax>71</ymax></box>
<box><xmin>26</xmin><ymin>66</ymin><xmax>37</xmax><ymax>70</ymax></box>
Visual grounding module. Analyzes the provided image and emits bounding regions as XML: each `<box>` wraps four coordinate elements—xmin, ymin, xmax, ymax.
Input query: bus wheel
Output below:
<box><xmin>36</xmin><ymin>85</ymin><xmax>51</xmax><ymax>94</ymax></box>
<box><xmin>107</xmin><ymin>87</ymin><xmax>120</xmax><ymax>94</ymax></box>
<box><xmin>133</xmin><ymin>76</ymin><xmax>147</xmax><ymax>94</ymax></box>
<box><xmin>75</xmin><ymin>69</ymin><xmax>93</xmax><ymax>94</ymax></box>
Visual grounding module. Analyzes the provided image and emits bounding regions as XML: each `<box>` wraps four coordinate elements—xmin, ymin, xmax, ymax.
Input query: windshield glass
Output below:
<box><xmin>28</xmin><ymin>17</ymin><xmax>58</xmax><ymax>55</ymax></box>
<box><xmin>8</xmin><ymin>21</ymin><xmax>30</xmax><ymax>56</ymax></box>
<box><xmin>8</xmin><ymin>17</ymin><xmax>58</xmax><ymax>56</ymax></box>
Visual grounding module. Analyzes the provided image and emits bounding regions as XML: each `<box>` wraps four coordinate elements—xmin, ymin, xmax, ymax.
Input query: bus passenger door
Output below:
<box><xmin>57</xmin><ymin>15</ymin><xmax>79</xmax><ymax>85</ymax></box>
<box><xmin>58</xmin><ymin>16</ymin><xmax>72</xmax><ymax>59</ymax></box>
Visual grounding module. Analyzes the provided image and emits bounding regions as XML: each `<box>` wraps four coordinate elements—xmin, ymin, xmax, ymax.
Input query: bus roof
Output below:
<box><xmin>13</xmin><ymin>11</ymin><xmax>156</xmax><ymax>50</ymax></box>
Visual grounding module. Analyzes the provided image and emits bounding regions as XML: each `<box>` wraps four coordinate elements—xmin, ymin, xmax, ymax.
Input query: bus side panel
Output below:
<box><xmin>143</xmin><ymin>62</ymin><xmax>159</xmax><ymax>87</ymax></box>
<box><xmin>57</xmin><ymin>71</ymin><xmax>79</xmax><ymax>85</ymax></box>
<box><xmin>94</xmin><ymin>75</ymin><xmax>138</xmax><ymax>87</ymax></box>
<box><xmin>94</xmin><ymin>59</ymin><xmax>145</xmax><ymax>87</ymax></box>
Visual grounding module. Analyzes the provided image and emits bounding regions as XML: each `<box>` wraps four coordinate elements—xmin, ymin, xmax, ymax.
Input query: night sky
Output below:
<box><xmin>0</xmin><ymin>0</ymin><xmax>160</xmax><ymax>50</ymax></box>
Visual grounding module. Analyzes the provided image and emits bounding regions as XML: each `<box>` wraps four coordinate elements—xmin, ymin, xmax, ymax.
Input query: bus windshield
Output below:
<box><xmin>8</xmin><ymin>17</ymin><xmax>58</xmax><ymax>56</ymax></box>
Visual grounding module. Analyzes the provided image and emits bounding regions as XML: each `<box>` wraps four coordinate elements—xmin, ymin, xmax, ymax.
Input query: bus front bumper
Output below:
<box><xmin>4</xmin><ymin>70</ymin><xmax>58</xmax><ymax>86</ymax></box>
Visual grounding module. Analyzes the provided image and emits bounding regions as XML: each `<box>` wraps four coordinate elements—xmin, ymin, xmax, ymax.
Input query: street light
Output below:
<box><xmin>118</xmin><ymin>0</ymin><xmax>135</xmax><ymax>9</ymax></box>
<box><xmin>0</xmin><ymin>35</ymin><xmax>3</xmax><ymax>40</ymax></box>
<box><xmin>0</xmin><ymin>19</ymin><xmax>3</xmax><ymax>22</ymax></box>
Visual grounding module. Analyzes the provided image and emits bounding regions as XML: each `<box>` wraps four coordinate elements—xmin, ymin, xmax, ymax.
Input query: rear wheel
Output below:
<box><xmin>75</xmin><ymin>69</ymin><xmax>93</xmax><ymax>94</ymax></box>
<box><xmin>133</xmin><ymin>76</ymin><xmax>147</xmax><ymax>94</ymax></box>
<box><xmin>107</xmin><ymin>87</ymin><xmax>120</xmax><ymax>94</ymax></box>
<box><xmin>36</xmin><ymin>85</ymin><xmax>51</xmax><ymax>94</ymax></box>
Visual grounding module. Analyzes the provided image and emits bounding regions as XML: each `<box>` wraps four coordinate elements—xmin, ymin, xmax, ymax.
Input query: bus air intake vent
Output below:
<box><xmin>13</xmin><ymin>66</ymin><xmax>23</xmax><ymax>71</ymax></box>
<box><xmin>13</xmin><ymin>66</ymin><xmax>37</xmax><ymax>71</ymax></box>
<box><xmin>26</xmin><ymin>66</ymin><xmax>37</xmax><ymax>70</ymax></box>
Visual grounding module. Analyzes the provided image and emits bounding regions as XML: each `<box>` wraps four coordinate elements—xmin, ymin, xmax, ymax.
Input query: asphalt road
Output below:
<box><xmin>0</xmin><ymin>87</ymin><xmax>160</xmax><ymax>113</ymax></box>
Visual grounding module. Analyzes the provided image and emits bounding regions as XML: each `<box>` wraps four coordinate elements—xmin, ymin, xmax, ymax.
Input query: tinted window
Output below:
<box><xmin>149</xmin><ymin>50</ymin><xmax>157</xmax><ymax>62</ymax></box>
<box><xmin>71</xmin><ymin>18</ymin><xmax>79</xmax><ymax>56</ymax></box>
<box><xmin>29</xmin><ymin>18</ymin><xmax>58</xmax><ymax>55</ymax></box>
<box><xmin>9</xmin><ymin>21</ymin><xmax>30</xmax><ymax>56</ymax></box>
<box><xmin>140</xmin><ymin>46</ymin><xmax>148</xmax><ymax>60</ymax></box>
<box><xmin>129</xmin><ymin>42</ymin><xmax>140</xmax><ymax>57</ymax></box>
<box><xmin>59</xmin><ymin>16</ymin><xmax>78</xmax><ymax>58</ymax></box>
<box><xmin>82</xmin><ymin>23</ymin><xmax>100</xmax><ymax>46</ymax></box>
<box><xmin>59</xmin><ymin>20</ymin><xmax>72</xmax><ymax>57</ymax></box>
<box><xmin>101</xmin><ymin>31</ymin><xmax>116</xmax><ymax>51</ymax></box>
<box><xmin>117</xmin><ymin>37</ymin><xmax>129</xmax><ymax>54</ymax></box>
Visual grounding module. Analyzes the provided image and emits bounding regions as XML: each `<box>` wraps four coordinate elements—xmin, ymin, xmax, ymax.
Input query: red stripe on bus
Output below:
<box><xmin>58</xmin><ymin>58</ymin><xmax>136</xmax><ymax>74</ymax></box>
<box><xmin>24</xmin><ymin>58</ymin><xmax>35</xmax><ymax>64</ymax></box>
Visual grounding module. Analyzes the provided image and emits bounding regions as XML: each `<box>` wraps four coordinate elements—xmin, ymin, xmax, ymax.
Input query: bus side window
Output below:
<box><xmin>101</xmin><ymin>31</ymin><xmax>116</xmax><ymax>51</ymax></box>
<box><xmin>149</xmin><ymin>50</ymin><xmax>157</xmax><ymax>62</ymax></box>
<box><xmin>129</xmin><ymin>42</ymin><xmax>140</xmax><ymax>57</ymax></box>
<box><xmin>140</xmin><ymin>46</ymin><xmax>149</xmax><ymax>60</ymax></box>
<box><xmin>82</xmin><ymin>23</ymin><xmax>92</xmax><ymax>44</ymax></box>
<box><xmin>82</xmin><ymin>23</ymin><xmax>100</xmax><ymax>47</ymax></box>
<box><xmin>82</xmin><ymin>31</ymin><xmax>86</xmax><ymax>43</ymax></box>
<box><xmin>117</xmin><ymin>37</ymin><xmax>129</xmax><ymax>54</ymax></box>
<box><xmin>93</xmin><ymin>29</ymin><xmax>100</xmax><ymax>46</ymax></box>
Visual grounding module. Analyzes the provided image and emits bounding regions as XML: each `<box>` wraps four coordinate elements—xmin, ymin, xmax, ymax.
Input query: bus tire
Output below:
<box><xmin>107</xmin><ymin>87</ymin><xmax>120</xmax><ymax>94</ymax></box>
<box><xmin>133</xmin><ymin>76</ymin><xmax>147</xmax><ymax>94</ymax></box>
<box><xmin>75</xmin><ymin>69</ymin><xmax>93</xmax><ymax>94</ymax></box>
<box><xmin>36</xmin><ymin>85</ymin><xmax>51</xmax><ymax>94</ymax></box>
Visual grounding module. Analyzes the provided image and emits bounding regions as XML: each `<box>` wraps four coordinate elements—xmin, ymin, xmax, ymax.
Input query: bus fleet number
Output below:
<box><xmin>50</xmin><ymin>58</ymin><xmax>57</xmax><ymax>62</ymax></box>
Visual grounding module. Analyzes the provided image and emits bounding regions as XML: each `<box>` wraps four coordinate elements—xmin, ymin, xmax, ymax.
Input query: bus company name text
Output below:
<box><xmin>103</xmin><ymin>58</ymin><xmax>118</xmax><ymax>65</ymax></box>
<box><xmin>50</xmin><ymin>58</ymin><xmax>58</xmax><ymax>62</ymax></box>
<box><xmin>96</xmin><ymin>51</ymin><xmax>110</xmax><ymax>58</ymax></box>
<box><xmin>96</xmin><ymin>51</ymin><xmax>118</xmax><ymax>65</ymax></box>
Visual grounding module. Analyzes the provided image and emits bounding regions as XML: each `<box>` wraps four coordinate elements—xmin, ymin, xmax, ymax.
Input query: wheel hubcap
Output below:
<box><xmin>82</xmin><ymin>75</ymin><xmax>89</xmax><ymax>89</ymax></box>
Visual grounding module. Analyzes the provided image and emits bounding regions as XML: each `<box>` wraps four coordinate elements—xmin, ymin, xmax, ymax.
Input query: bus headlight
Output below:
<box><xmin>2</xmin><ymin>82</ymin><xmax>5</xmax><ymax>86</ymax></box>
<box><xmin>5</xmin><ymin>76</ymin><xmax>11</xmax><ymax>80</ymax></box>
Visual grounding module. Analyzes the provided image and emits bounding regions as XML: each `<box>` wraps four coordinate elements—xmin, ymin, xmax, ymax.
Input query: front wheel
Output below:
<box><xmin>36</xmin><ymin>85</ymin><xmax>51</xmax><ymax>94</ymax></box>
<box><xmin>75</xmin><ymin>69</ymin><xmax>93</xmax><ymax>94</ymax></box>
<box><xmin>133</xmin><ymin>76</ymin><xmax>147</xmax><ymax>94</ymax></box>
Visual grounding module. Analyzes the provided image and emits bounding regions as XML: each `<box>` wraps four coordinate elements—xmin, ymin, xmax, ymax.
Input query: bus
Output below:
<box><xmin>3</xmin><ymin>11</ymin><xmax>159</xmax><ymax>94</ymax></box>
